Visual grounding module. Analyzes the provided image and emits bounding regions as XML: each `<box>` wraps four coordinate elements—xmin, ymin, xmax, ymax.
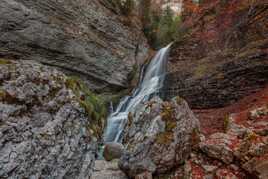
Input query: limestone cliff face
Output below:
<box><xmin>165</xmin><ymin>0</ymin><xmax>268</xmax><ymax>109</ymax></box>
<box><xmin>0</xmin><ymin>0</ymin><xmax>149</xmax><ymax>93</ymax></box>
<box><xmin>0</xmin><ymin>59</ymin><xmax>102</xmax><ymax>179</ymax></box>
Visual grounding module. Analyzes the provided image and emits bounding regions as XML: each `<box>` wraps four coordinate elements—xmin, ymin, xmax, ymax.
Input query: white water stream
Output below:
<box><xmin>103</xmin><ymin>43</ymin><xmax>172</xmax><ymax>143</ymax></box>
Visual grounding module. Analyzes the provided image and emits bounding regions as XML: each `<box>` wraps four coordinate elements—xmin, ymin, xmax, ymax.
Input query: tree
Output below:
<box><xmin>139</xmin><ymin>2</ymin><xmax>182</xmax><ymax>49</ymax></box>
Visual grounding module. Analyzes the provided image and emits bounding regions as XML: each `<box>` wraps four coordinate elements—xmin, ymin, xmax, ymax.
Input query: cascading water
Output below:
<box><xmin>104</xmin><ymin>43</ymin><xmax>172</xmax><ymax>143</ymax></box>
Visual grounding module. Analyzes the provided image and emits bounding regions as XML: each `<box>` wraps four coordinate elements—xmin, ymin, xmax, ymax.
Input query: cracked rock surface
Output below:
<box><xmin>0</xmin><ymin>60</ymin><xmax>97</xmax><ymax>179</ymax></box>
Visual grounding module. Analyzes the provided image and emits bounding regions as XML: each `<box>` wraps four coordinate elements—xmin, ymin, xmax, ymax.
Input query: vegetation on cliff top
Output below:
<box><xmin>108</xmin><ymin>0</ymin><xmax>183</xmax><ymax>49</ymax></box>
<box><xmin>140</xmin><ymin>1</ymin><xmax>182</xmax><ymax>49</ymax></box>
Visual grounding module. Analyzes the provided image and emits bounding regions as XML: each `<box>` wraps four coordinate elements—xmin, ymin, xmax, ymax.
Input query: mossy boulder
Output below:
<box><xmin>119</xmin><ymin>96</ymin><xmax>200</xmax><ymax>177</ymax></box>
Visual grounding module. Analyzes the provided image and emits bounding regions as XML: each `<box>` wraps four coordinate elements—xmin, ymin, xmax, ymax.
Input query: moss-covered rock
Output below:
<box><xmin>119</xmin><ymin>96</ymin><xmax>200</xmax><ymax>177</ymax></box>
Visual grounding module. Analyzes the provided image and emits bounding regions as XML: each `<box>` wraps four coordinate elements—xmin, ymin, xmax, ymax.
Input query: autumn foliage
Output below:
<box><xmin>180</xmin><ymin>0</ymin><xmax>268</xmax><ymax>51</ymax></box>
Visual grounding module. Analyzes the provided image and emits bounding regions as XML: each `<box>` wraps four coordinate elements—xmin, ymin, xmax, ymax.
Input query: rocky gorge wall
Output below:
<box><xmin>165</xmin><ymin>0</ymin><xmax>268</xmax><ymax>109</ymax></box>
<box><xmin>147</xmin><ymin>1</ymin><xmax>268</xmax><ymax>178</ymax></box>
<box><xmin>0</xmin><ymin>0</ymin><xmax>149</xmax><ymax>93</ymax></box>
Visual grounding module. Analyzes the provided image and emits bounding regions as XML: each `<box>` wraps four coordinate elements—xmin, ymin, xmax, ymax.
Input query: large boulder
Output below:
<box><xmin>103</xmin><ymin>142</ymin><xmax>125</xmax><ymax>161</ymax></box>
<box><xmin>0</xmin><ymin>59</ymin><xmax>102</xmax><ymax>178</ymax></box>
<box><xmin>0</xmin><ymin>0</ymin><xmax>149</xmax><ymax>93</ymax></box>
<box><xmin>118</xmin><ymin>97</ymin><xmax>200</xmax><ymax>177</ymax></box>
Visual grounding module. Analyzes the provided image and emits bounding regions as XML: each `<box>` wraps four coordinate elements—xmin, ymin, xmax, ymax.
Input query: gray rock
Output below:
<box><xmin>103</xmin><ymin>142</ymin><xmax>125</xmax><ymax>161</ymax></box>
<box><xmin>92</xmin><ymin>160</ymin><xmax>127</xmax><ymax>179</ymax></box>
<box><xmin>199</xmin><ymin>133</ymin><xmax>235</xmax><ymax>164</ymax></box>
<box><xmin>0</xmin><ymin>0</ymin><xmax>149</xmax><ymax>93</ymax></box>
<box><xmin>119</xmin><ymin>96</ymin><xmax>200</xmax><ymax>177</ymax></box>
<box><xmin>0</xmin><ymin>60</ymin><xmax>98</xmax><ymax>179</ymax></box>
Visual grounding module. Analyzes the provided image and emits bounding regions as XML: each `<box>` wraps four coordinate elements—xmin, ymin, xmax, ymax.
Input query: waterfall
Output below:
<box><xmin>103</xmin><ymin>43</ymin><xmax>172</xmax><ymax>143</ymax></box>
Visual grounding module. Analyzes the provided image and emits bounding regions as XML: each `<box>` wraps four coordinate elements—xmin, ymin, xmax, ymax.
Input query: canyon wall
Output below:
<box><xmin>165</xmin><ymin>0</ymin><xmax>268</xmax><ymax>109</ymax></box>
<box><xmin>0</xmin><ymin>0</ymin><xmax>149</xmax><ymax>93</ymax></box>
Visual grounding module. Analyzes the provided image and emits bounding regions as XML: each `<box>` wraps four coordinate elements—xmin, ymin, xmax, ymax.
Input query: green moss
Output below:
<box><xmin>65</xmin><ymin>76</ymin><xmax>107</xmax><ymax>138</ymax></box>
<box><xmin>0</xmin><ymin>58</ymin><xmax>12</xmax><ymax>65</ymax></box>
<box><xmin>194</xmin><ymin>64</ymin><xmax>208</xmax><ymax>78</ymax></box>
<box><xmin>161</xmin><ymin>102</ymin><xmax>175</xmax><ymax>121</ymax></box>
<box><xmin>156</xmin><ymin>102</ymin><xmax>178</xmax><ymax>144</ymax></box>
<box><xmin>166</xmin><ymin>120</ymin><xmax>177</xmax><ymax>132</ymax></box>
<box><xmin>156</xmin><ymin>132</ymin><xmax>174</xmax><ymax>144</ymax></box>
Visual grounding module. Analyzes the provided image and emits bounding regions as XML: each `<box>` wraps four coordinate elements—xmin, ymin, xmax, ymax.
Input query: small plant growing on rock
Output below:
<box><xmin>156</xmin><ymin>101</ymin><xmax>177</xmax><ymax>144</ymax></box>
<box><xmin>245</xmin><ymin>131</ymin><xmax>258</xmax><ymax>142</ymax></box>
<box><xmin>160</xmin><ymin>102</ymin><xmax>175</xmax><ymax>121</ymax></box>
<box><xmin>156</xmin><ymin>132</ymin><xmax>174</xmax><ymax>144</ymax></box>
<box><xmin>223</xmin><ymin>115</ymin><xmax>231</xmax><ymax>133</ymax></box>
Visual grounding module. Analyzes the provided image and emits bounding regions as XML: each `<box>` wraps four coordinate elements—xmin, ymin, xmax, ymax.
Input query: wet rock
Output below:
<box><xmin>0</xmin><ymin>60</ymin><xmax>99</xmax><ymax>178</ymax></box>
<box><xmin>119</xmin><ymin>96</ymin><xmax>200</xmax><ymax>177</ymax></box>
<box><xmin>0</xmin><ymin>0</ymin><xmax>149</xmax><ymax>92</ymax></box>
<box><xmin>103</xmin><ymin>142</ymin><xmax>125</xmax><ymax>161</ymax></box>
